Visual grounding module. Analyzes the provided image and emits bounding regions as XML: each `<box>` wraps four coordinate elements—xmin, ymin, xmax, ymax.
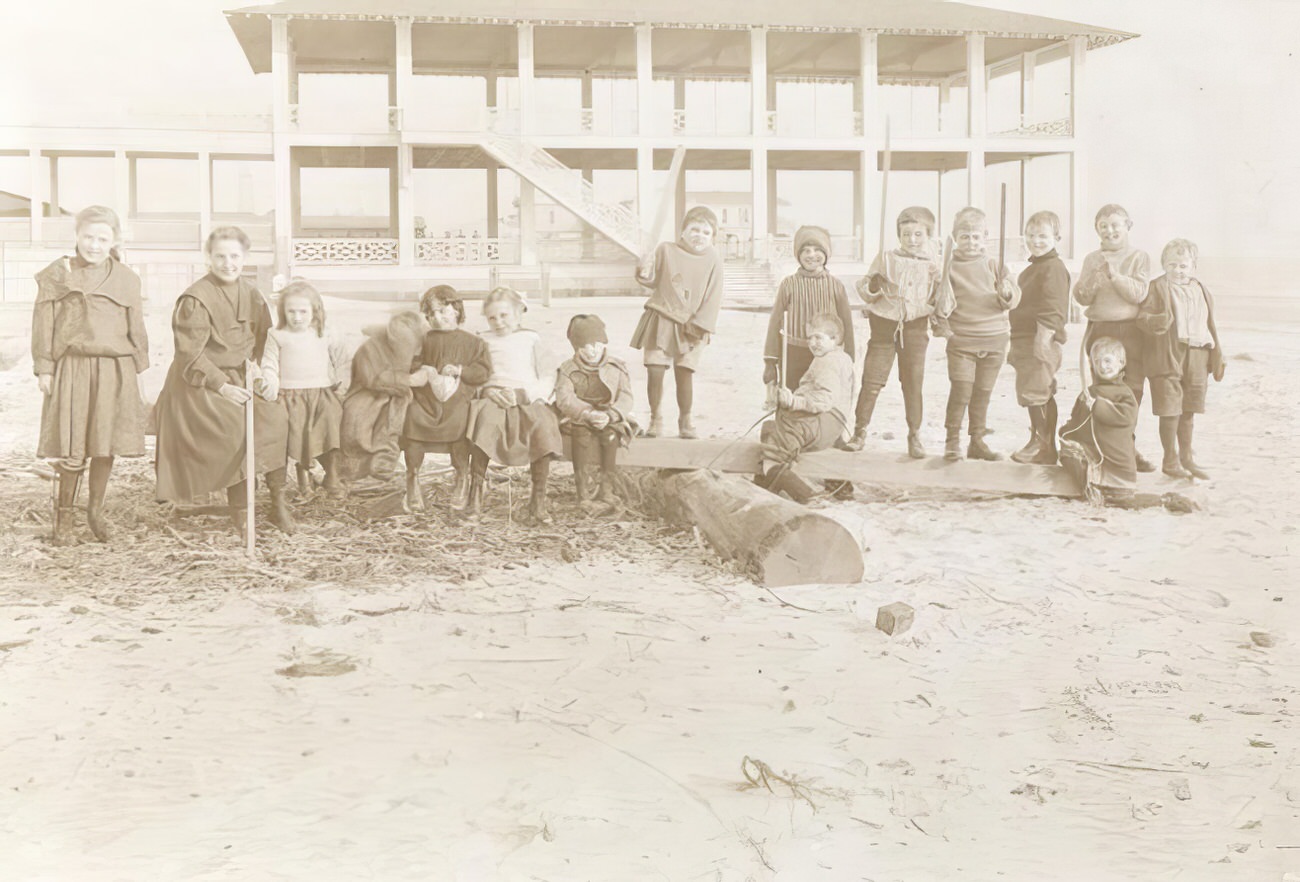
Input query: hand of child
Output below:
<box><xmin>1033</xmin><ymin>325</ymin><xmax>1055</xmax><ymax>363</ymax></box>
<box><xmin>487</xmin><ymin>387</ymin><xmax>516</xmax><ymax>409</ymax></box>
<box><xmin>587</xmin><ymin>410</ymin><xmax>611</xmax><ymax>430</ymax></box>
<box><xmin>254</xmin><ymin>377</ymin><xmax>277</xmax><ymax>401</ymax></box>
<box><xmin>997</xmin><ymin>277</ymin><xmax>1015</xmax><ymax>302</ymax></box>
<box><xmin>683</xmin><ymin>322</ymin><xmax>708</xmax><ymax>344</ymax></box>
<box><xmin>762</xmin><ymin>361</ymin><xmax>779</xmax><ymax>385</ymax></box>
<box><xmin>218</xmin><ymin>383</ymin><xmax>252</xmax><ymax>406</ymax></box>
<box><xmin>407</xmin><ymin>370</ymin><xmax>429</xmax><ymax>387</ymax></box>
<box><xmin>776</xmin><ymin>387</ymin><xmax>794</xmax><ymax>409</ymax></box>
<box><xmin>440</xmin><ymin>364</ymin><xmax>461</xmax><ymax>378</ymax></box>
<box><xmin>636</xmin><ymin>256</ymin><xmax>655</xmax><ymax>280</ymax></box>
<box><xmin>1097</xmin><ymin>259</ymin><xmax>1112</xmax><ymax>279</ymax></box>
<box><xmin>38</xmin><ymin>374</ymin><xmax>53</xmax><ymax>396</ymax></box>
<box><xmin>928</xmin><ymin>261</ymin><xmax>942</xmax><ymax>282</ymax></box>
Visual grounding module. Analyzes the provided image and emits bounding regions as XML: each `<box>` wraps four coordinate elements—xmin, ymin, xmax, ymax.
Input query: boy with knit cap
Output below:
<box><xmin>935</xmin><ymin>207</ymin><xmax>1021</xmax><ymax>461</ymax></box>
<box><xmin>763</xmin><ymin>225</ymin><xmax>855</xmax><ymax>392</ymax></box>
<box><xmin>1008</xmin><ymin>211</ymin><xmax>1071</xmax><ymax>465</ymax></box>
<box><xmin>847</xmin><ymin>206</ymin><xmax>943</xmax><ymax>458</ymax></box>
<box><xmin>555</xmin><ymin>314</ymin><xmax>636</xmax><ymax>510</ymax></box>
<box><xmin>1072</xmin><ymin>203</ymin><xmax>1156</xmax><ymax>472</ymax></box>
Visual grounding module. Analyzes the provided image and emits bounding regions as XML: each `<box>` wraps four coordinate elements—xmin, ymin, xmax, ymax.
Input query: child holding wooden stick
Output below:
<box><xmin>155</xmin><ymin>226</ymin><xmax>293</xmax><ymax>533</ymax></box>
<box><xmin>402</xmin><ymin>285</ymin><xmax>492</xmax><ymax>511</ymax></box>
<box><xmin>464</xmin><ymin>287</ymin><xmax>563</xmax><ymax>524</ymax></box>
<box><xmin>846</xmin><ymin>206</ymin><xmax>942</xmax><ymax>457</ymax></box>
<box><xmin>630</xmin><ymin>205</ymin><xmax>724</xmax><ymax>439</ymax></box>
<box><xmin>258</xmin><ymin>280</ymin><xmax>350</xmax><ymax>498</ymax></box>
<box><xmin>32</xmin><ymin>205</ymin><xmax>148</xmax><ymax>545</ymax></box>
<box><xmin>763</xmin><ymin>225</ymin><xmax>855</xmax><ymax>392</ymax></box>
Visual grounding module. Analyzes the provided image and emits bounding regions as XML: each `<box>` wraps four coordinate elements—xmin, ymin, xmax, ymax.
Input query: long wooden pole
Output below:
<box><xmin>997</xmin><ymin>182</ymin><xmax>1007</xmax><ymax>281</ymax></box>
<box><xmin>877</xmin><ymin>115</ymin><xmax>891</xmax><ymax>259</ymax></box>
<box><xmin>643</xmin><ymin>145</ymin><xmax>688</xmax><ymax>264</ymax></box>
<box><xmin>244</xmin><ymin>363</ymin><xmax>256</xmax><ymax>558</ymax></box>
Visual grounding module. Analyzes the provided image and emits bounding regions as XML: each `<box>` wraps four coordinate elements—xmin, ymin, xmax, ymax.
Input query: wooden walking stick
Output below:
<box><xmin>244</xmin><ymin>363</ymin><xmax>256</xmax><ymax>558</ymax></box>
<box><xmin>878</xmin><ymin>115</ymin><xmax>891</xmax><ymax>260</ymax></box>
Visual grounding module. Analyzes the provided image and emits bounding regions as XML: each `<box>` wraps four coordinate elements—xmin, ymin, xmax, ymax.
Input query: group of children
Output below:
<box><xmin>31</xmin><ymin>198</ymin><xmax>1224</xmax><ymax>545</ymax></box>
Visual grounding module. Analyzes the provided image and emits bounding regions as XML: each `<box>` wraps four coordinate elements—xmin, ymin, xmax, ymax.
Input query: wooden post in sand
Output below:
<box><xmin>630</xmin><ymin>469</ymin><xmax>864</xmax><ymax>587</ymax></box>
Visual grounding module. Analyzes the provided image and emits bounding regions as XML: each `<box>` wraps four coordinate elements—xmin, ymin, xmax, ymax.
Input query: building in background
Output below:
<box><xmin>0</xmin><ymin>0</ymin><xmax>1135</xmax><ymax>302</ymax></box>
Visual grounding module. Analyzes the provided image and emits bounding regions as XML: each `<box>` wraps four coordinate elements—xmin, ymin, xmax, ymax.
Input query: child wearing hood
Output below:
<box><xmin>339</xmin><ymin>311</ymin><xmax>428</xmax><ymax>483</ymax></box>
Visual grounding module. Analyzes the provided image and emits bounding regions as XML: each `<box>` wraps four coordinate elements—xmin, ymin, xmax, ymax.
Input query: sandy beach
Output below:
<box><xmin>0</xmin><ymin>281</ymin><xmax>1296</xmax><ymax>881</ymax></box>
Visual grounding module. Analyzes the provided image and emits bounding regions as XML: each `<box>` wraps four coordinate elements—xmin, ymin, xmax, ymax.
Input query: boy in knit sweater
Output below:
<box><xmin>1072</xmin><ymin>203</ymin><xmax>1156</xmax><ymax>472</ymax></box>
<box><xmin>1008</xmin><ymin>211</ymin><xmax>1071</xmax><ymax>465</ymax></box>
<box><xmin>935</xmin><ymin>207</ymin><xmax>1021</xmax><ymax>461</ymax></box>
<box><xmin>758</xmin><ymin>314</ymin><xmax>855</xmax><ymax>500</ymax></box>
<box><xmin>763</xmin><ymin>224</ymin><xmax>855</xmax><ymax>391</ymax></box>
<box><xmin>845</xmin><ymin>206</ymin><xmax>942</xmax><ymax>458</ymax></box>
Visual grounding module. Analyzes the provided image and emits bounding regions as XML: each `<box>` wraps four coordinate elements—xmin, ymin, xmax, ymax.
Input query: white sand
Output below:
<box><xmin>0</xmin><ymin>285</ymin><xmax>1296</xmax><ymax>880</ymax></box>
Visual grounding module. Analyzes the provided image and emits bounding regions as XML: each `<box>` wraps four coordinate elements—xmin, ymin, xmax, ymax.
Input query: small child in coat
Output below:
<box><xmin>258</xmin><ymin>280</ymin><xmax>350</xmax><ymax>498</ymax></box>
<box><xmin>1008</xmin><ymin>211</ymin><xmax>1072</xmax><ymax>465</ymax></box>
<box><xmin>32</xmin><ymin>205</ymin><xmax>148</xmax><ymax>545</ymax></box>
<box><xmin>340</xmin><ymin>311</ymin><xmax>427</xmax><ymax>483</ymax></box>
<box><xmin>763</xmin><ymin>224</ymin><xmax>855</xmax><ymax>392</ymax></box>
<box><xmin>1059</xmin><ymin>336</ymin><xmax>1139</xmax><ymax>505</ymax></box>
<box><xmin>554</xmin><ymin>314</ymin><xmax>636</xmax><ymax>511</ymax></box>
<box><xmin>464</xmin><ymin>287</ymin><xmax>564</xmax><ymax>525</ymax></box>
<box><xmin>1136</xmin><ymin>239</ymin><xmax>1225</xmax><ymax>479</ymax></box>
<box><xmin>402</xmin><ymin>285</ymin><xmax>492</xmax><ymax>512</ymax></box>
<box><xmin>847</xmin><ymin>206</ymin><xmax>942</xmax><ymax>457</ymax></box>
<box><xmin>630</xmin><ymin>205</ymin><xmax>724</xmax><ymax>439</ymax></box>
<box><xmin>935</xmin><ymin>207</ymin><xmax>1021</xmax><ymax>461</ymax></box>
<box><xmin>758</xmin><ymin>313</ymin><xmax>855</xmax><ymax>502</ymax></box>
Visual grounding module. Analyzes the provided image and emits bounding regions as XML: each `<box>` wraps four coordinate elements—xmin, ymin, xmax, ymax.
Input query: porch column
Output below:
<box><xmin>271</xmin><ymin>15</ymin><xmax>293</xmax><ymax>276</ymax></box>
<box><xmin>860</xmin><ymin>31</ymin><xmax>879</xmax><ymax>137</ymax></box>
<box><xmin>939</xmin><ymin>78</ymin><xmax>953</xmax><ymax>135</ymax></box>
<box><xmin>1069</xmin><ymin>36</ymin><xmax>1087</xmax><ymax>259</ymax></box>
<box><xmin>486</xmin><ymin>163</ymin><xmax>499</xmax><ymax>239</ymax></box>
<box><xmin>394</xmin><ymin>17</ymin><xmax>412</xmax><ymax>132</ymax></box>
<box><xmin>519</xmin><ymin>180</ymin><xmax>537</xmax><ymax>265</ymax></box>
<box><xmin>1021</xmin><ymin>50</ymin><xmax>1036</xmax><ymax>127</ymax></box>
<box><xmin>751</xmin><ymin>26</ymin><xmax>768</xmax><ymax>137</ymax></box>
<box><xmin>114</xmin><ymin>150</ymin><xmax>130</xmax><ymax>242</ymax></box>
<box><xmin>966</xmin><ymin>34</ymin><xmax>986</xmax><ymax>209</ymax></box>
<box><xmin>398</xmin><ymin>145</ymin><xmax>414</xmax><ymax>266</ymax></box>
<box><xmin>48</xmin><ymin>156</ymin><xmax>59</xmax><ymax>237</ymax></box>
<box><xmin>635</xmin><ymin>25</ymin><xmax>653</xmax><ymax>136</ymax></box>
<box><xmin>28</xmin><ymin>148</ymin><xmax>41</xmax><ymax>243</ymax></box>
<box><xmin>198</xmin><ymin>151</ymin><xmax>212</xmax><ymax>249</ymax></box>
<box><xmin>581</xmin><ymin>71</ymin><xmax>593</xmax><ymax>131</ymax></box>
<box><xmin>751</xmin><ymin>148</ymin><xmax>768</xmax><ymax>260</ymax></box>
<box><xmin>517</xmin><ymin>23</ymin><xmax>535</xmax><ymax>137</ymax></box>
<box><xmin>637</xmin><ymin>145</ymin><xmax>654</xmax><ymax>232</ymax></box>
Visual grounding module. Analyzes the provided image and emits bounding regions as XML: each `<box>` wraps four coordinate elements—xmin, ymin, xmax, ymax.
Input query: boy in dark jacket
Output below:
<box><xmin>1059</xmin><ymin>336</ymin><xmax>1138</xmax><ymax>504</ymax></box>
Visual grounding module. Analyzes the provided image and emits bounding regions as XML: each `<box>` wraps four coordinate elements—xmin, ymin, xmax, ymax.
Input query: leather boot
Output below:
<box><xmin>1031</xmin><ymin>398</ymin><xmax>1060</xmax><ymax>465</ymax></box>
<box><xmin>528</xmin><ymin>458</ymin><xmax>554</xmax><ymax>526</ymax></box>
<box><xmin>845</xmin><ymin>386</ymin><xmax>881</xmax><ymax>451</ymax></box>
<box><xmin>227</xmin><ymin>482</ymin><xmax>248</xmax><ymax>535</ymax></box>
<box><xmin>86</xmin><ymin>456</ymin><xmax>113</xmax><ymax>542</ymax></box>
<box><xmin>52</xmin><ymin>464</ymin><xmax>82</xmax><ymax>546</ymax></box>
<box><xmin>1011</xmin><ymin>408</ymin><xmax>1043</xmax><ymax>464</ymax></box>
<box><xmin>1178</xmin><ymin>414</ymin><xmax>1209</xmax><ymax>479</ymax></box>
<box><xmin>841</xmin><ymin>427</ymin><xmax>868</xmax><ymax>452</ymax></box>
<box><xmin>944</xmin><ymin>382</ymin><xmax>972</xmax><ymax>461</ymax></box>
<box><xmin>266</xmin><ymin>468</ymin><xmax>296</xmax><ymax>534</ymax></box>
<box><xmin>320</xmin><ymin>451</ymin><xmax>346</xmax><ymax>499</ymax></box>
<box><xmin>966</xmin><ymin>388</ymin><xmax>1003</xmax><ymax>461</ymax></box>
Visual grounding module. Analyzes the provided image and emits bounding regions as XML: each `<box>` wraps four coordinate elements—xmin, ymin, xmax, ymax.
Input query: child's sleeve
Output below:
<box><xmin>688</xmin><ymin>251</ymin><xmax>725</xmax><ymax>334</ymax></box>
<box><xmin>328</xmin><ymin>333</ymin><xmax>351</xmax><ymax>391</ymax></box>
<box><xmin>763</xmin><ymin>283</ymin><xmax>790</xmax><ymax>362</ymax></box>
<box><xmin>634</xmin><ymin>243</ymin><xmax>664</xmax><ymax>289</ymax></box>
<box><xmin>855</xmin><ymin>252</ymin><xmax>889</xmax><ymax>303</ymax></box>
<box><xmin>1038</xmin><ymin>263</ymin><xmax>1071</xmax><ymax>341</ymax></box>
<box><xmin>1107</xmin><ymin>251</ymin><xmax>1151</xmax><ymax>305</ymax></box>
<box><xmin>1135</xmin><ymin>280</ymin><xmax>1172</xmax><ymax>336</ymax></box>
<box><xmin>1072</xmin><ymin>253</ymin><xmax>1099</xmax><ymax>305</ymax></box>
<box><xmin>30</xmin><ymin>284</ymin><xmax>57</xmax><ymax>377</ymax></box>
<box><xmin>997</xmin><ymin>261</ymin><xmax>1022</xmax><ymax>310</ymax></box>
<box><xmin>126</xmin><ymin>279</ymin><xmax>150</xmax><ymax>375</ymax></box>
<box><xmin>250</xmin><ymin>289</ymin><xmax>274</xmax><ymax>363</ymax></box>
<box><xmin>934</xmin><ymin>268</ymin><xmax>956</xmax><ymax>318</ymax></box>
<box><xmin>834</xmin><ymin>282</ymin><xmax>855</xmax><ymax>360</ymax></box>
<box><xmin>532</xmin><ymin>333</ymin><xmax>555</xmax><ymax>401</ymax></box>
<box><xmin>553</xmin><ymin>364</ymin><xmax>586</xmax><ymax>421</ymax></box>
<box><xmin>260</xmin><ymin>332</ymin><xmax>281</xmax><ymax>398</ymax></box>
<box><xmin>790</xmin><ymin>362</ymin><xmax>834</xmax><ymax>413</ymax></box>
<box><xmin>1091</xmin><ymin>388</ymin><xmax>1138</xmax><ymax>428</ymax></box>
<box><xmin>172</xmin><ymin>297</ymin><xmax>229</xmax><ymax>391</ymax></box>
<box><xmin>611</xmin><ymin>364</ymin><xmax>635</xmax><ymax>424</ymax></box>
<box><xmin>351</xmin><ymin>342</ymin><xmax>408</xmax><ymax>396</ymax></box>
<box><xmin>460</xmin><ymin>335</ymin><xmax>492</xmax><ymax>387</ymax></box>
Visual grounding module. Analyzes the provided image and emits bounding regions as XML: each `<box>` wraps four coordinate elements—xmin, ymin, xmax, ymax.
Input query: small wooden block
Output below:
<box><xmin>876</xmin><ymin>602</ymin><xmax>915</xmax><ymax>636</ymax></box>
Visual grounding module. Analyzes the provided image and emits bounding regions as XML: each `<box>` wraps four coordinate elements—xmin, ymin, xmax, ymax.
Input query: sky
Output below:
<box><xmin>1</xmin><ymin>0</ymin><xmax>1297</xmax><ymax>270</ymax></box>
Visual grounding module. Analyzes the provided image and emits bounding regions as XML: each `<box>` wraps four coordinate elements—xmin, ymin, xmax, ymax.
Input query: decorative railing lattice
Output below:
<box><xmin>415</xmin><ymin>238</ymin><xmax>516</xmax><ymax>264</ymax></box>
<box><xmin>292</xmin><ymin>239</ymin><xmax>399</xmax><ymax>264</ymax></box>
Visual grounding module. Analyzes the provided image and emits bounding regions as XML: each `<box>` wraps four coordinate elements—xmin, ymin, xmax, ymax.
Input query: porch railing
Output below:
<box><xmin>293</xmin><ymin>238</ymin><xmax>399</xmax><ymax>265</ymax></box>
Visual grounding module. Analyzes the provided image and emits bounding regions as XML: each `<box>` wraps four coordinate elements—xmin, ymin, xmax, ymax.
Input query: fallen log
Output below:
<box><xmin>628</xmin><ymin>468</ymin><xmax>864</xmax><ymax>587</ymax></box>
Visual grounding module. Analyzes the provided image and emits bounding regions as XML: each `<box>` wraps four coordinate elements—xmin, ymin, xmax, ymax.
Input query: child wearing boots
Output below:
<box><xmin>156</xmin><ymin>226</ymin><xmax>294</xmax><ymax>534</ymax></box>
<box><xmin>1008</xmin><ymin>211</ymin><xmax>1071</xmax><ymax>465</ymax></box>
<box><xmin>339</xmin><ymin>311</ymin><xmax>427</xmax><ymax>484</ymax></box>
<box><xmin>1059</xmin><ymin>336</ymin><xmax>1139</xmax><ymax>504</ymax></box>
<box><xmin>402</xmin><ymin>285</ymin><xmax>492</xmax><ymax>512</ymax></box>
<box><xmin>758</xmin><ymin>314</ymin><xmax>855</xmax><ymax>501</ymax></box>
<box><xmin>32</xmin><ymin>206</ymin><xmax>148</xmax><ymax>545</ymax></box>
<box><xmin>846</xmin><ymin>206</ymin><xmax>942</xmax><ymax>457</ymax></box>
<box><xmin>258</xmin><ymin>280</ymin><xmax>350</xmax><ymax>498</ymax></box>
<box><xmin>936</xmin><ymin>207</ymin><xmax>1021</xmax><ymax>461</ymax></box>
<box><xmin>1137</xmin><ymin>239</ymin><xmax>1225</xmax><ymax>479</ymax></box>
<box><xmin>1072</xmin><ymin>203</ymin><xmax>1155</xmax><ymax>471</ymax></box>
<box><xmin>630</xmin><ymin>205</ymin><xmax>724</xmax><ymax>439</ymax></box>
<box><xmin>555</xmin><ymin>314</ymin><xmax>635</xmax><ymax>512</ymax></box>
<box><xmin>464</xmin><ymin>287</ymin><xmax>564</xmax><ymax>525</ymax></box>
<box><xmin>763</xmin><ymin>224</ymin><xmax>855</xmax><ymax>392</ymax></box>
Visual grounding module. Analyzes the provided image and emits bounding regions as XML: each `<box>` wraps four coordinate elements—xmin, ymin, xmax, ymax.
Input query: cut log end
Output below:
<box><xmin>757</xmin><ymin>513</ymin><xmax>864</xmax><ymax>587</ymax></box>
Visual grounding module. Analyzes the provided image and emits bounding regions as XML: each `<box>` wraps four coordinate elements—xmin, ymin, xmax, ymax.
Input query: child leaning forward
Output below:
<box><xmin>555</xmin><ymin>314</ymin><xmax>636</xmax><ymax>512</ymax></box>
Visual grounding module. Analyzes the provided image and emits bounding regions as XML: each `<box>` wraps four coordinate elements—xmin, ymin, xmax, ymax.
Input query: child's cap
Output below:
<box><xmin>682</xmin><ymin>205</ymin><xmax>718</xmax><ymax>234</ymax></box>
<box><xmin>794</xmin><ymin>225</ymin><xmax>832</xmax><ymax>262</ymax></box>
<box><xmin>567</xmin><ymin>314</ymin><xmax>608</xmax><ymax>347</ymax></box>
